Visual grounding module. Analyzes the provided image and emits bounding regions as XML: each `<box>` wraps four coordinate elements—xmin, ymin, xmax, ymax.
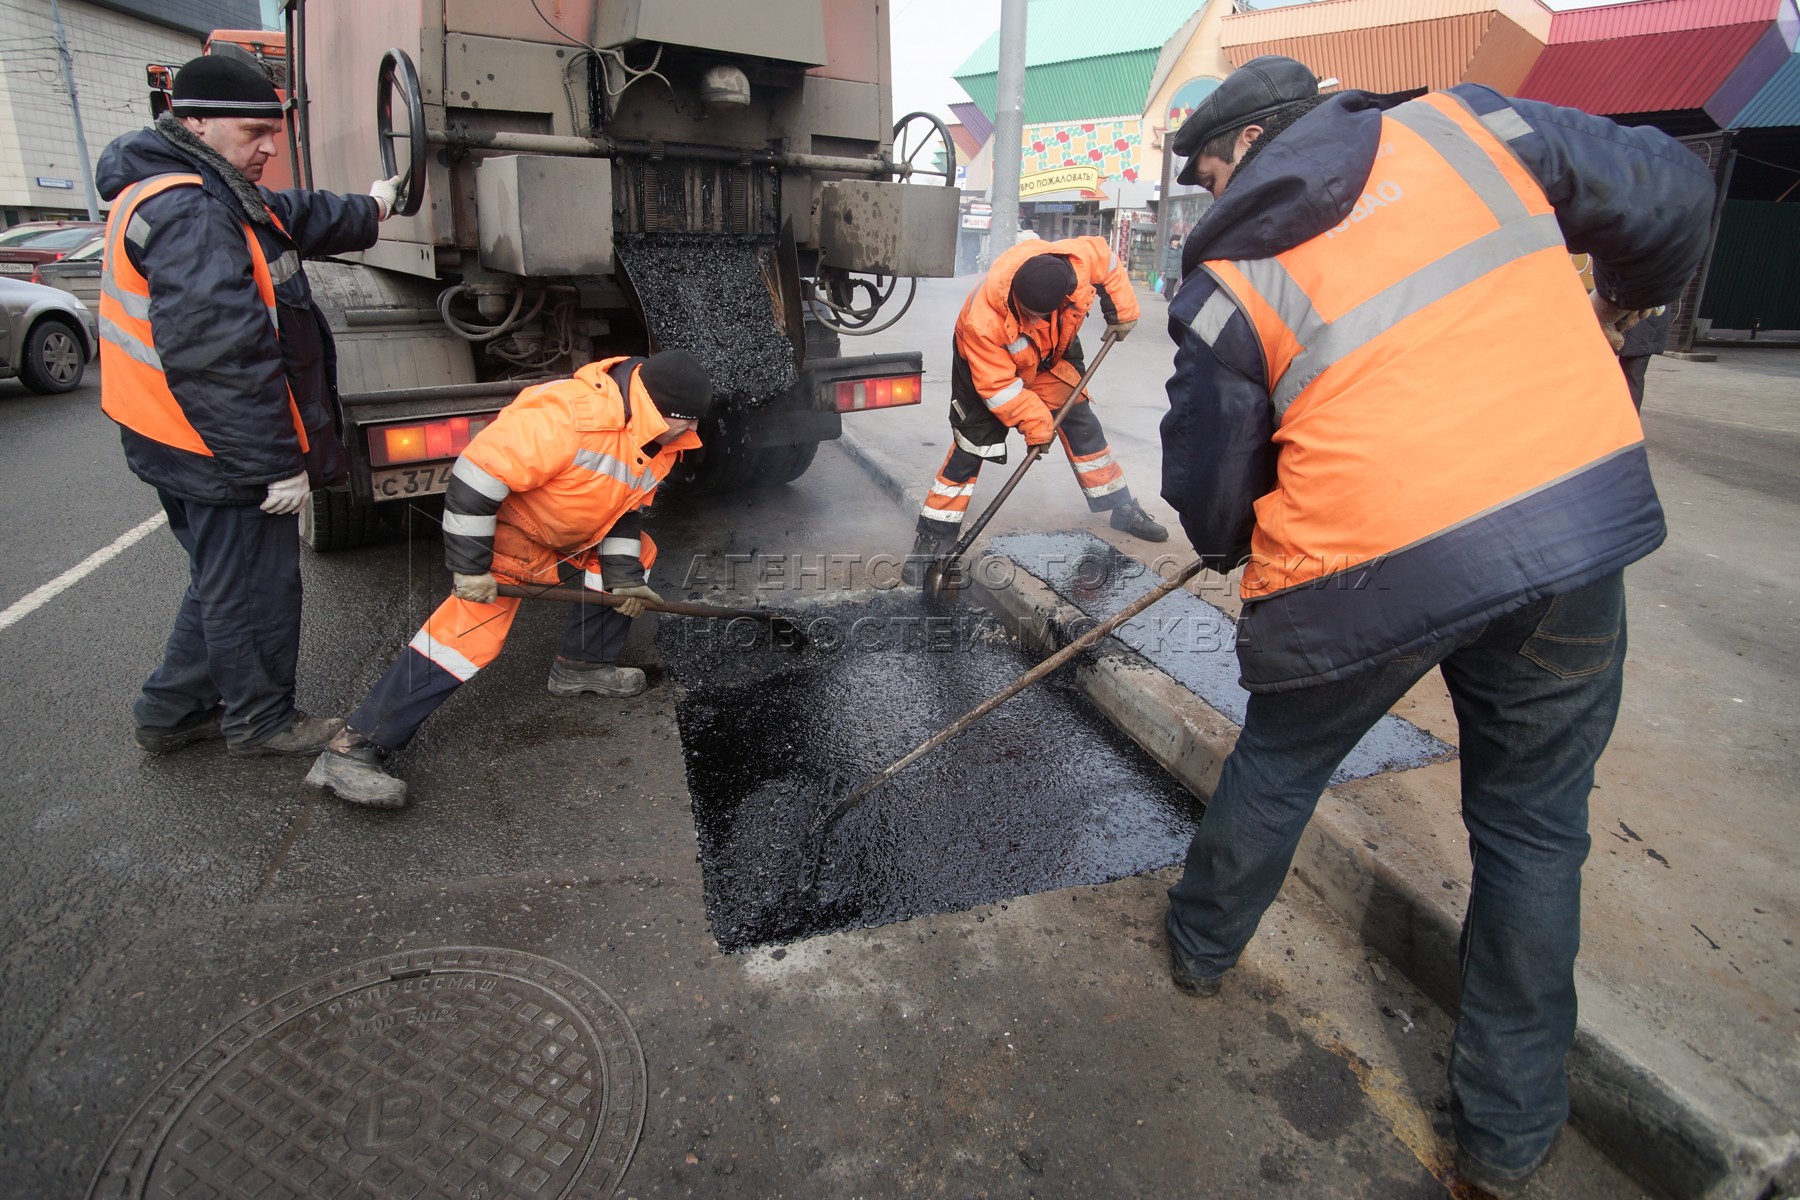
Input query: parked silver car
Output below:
<box><xmin>32</xmin><ymin>236</ymin><xmax>102</xmax><ymax>310</ymax></box>
<box><xmin>0</xmin><ymin>275</ymin><xmax>97</xmax><ymax>394</ymax></box>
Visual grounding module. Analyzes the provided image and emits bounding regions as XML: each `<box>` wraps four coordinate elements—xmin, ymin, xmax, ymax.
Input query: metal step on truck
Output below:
<box><xmin>169</xmin><ymin>1</ymin><xmax>960</xmax><ymax>549</ymax></box>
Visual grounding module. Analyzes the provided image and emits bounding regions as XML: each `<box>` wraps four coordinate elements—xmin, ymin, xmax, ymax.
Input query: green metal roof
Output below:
<box><xmin>956</xmin><ymin>0</ymin><xmax>1203</xmax><ymax>72</ymax></box>
<box><xmin>957</xmin><ymin>51</ymin><xmax>1166</xmax><ymax>125</ymax></box>
<box><xmin>954</xmin><ymin>0</ymin><xmax>1203</xmax><ymax>123</ymax></box>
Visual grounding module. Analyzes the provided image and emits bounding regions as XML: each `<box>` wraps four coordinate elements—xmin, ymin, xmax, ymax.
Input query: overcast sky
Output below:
<box><xmin>890</xmin><ymin>0</ymin><xmax>1643</xmax><ymax>125</ymax></box>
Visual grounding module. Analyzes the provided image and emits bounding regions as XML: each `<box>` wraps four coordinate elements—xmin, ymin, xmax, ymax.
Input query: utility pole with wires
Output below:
<box><xmin>48</xmin><ymin>0</ymin><xmax>102</xmax><ymax>220</ymax></box>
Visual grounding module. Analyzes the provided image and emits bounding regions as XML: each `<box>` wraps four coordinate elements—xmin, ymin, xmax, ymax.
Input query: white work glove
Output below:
<box><xmin>369</xmin><ymin>175</ymin><xmax>402</xmax><ymax>221</ymax></box>
<box><xmin>1105</xmin><ymin>319</ymin><xmax>1137</xmax><ymax>341</ymax></box>
<box><xmin>452</xmin><ymin>571</ymin><xmax>498</xmax><ymax>604</ymax></box>
<box><xmin>260</xmin><ymin>470</ymin><xmax>311</xmax><ymax>515</ymax></box>
<box><xmin>608</xmin><ymin>583</ymin><xmax>661</xmax><ymax>620</ymax></box>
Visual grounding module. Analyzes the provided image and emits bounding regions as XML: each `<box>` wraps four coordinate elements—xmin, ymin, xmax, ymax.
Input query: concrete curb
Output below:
<box><xmin>836</xmin><ymin>428</ymin><xmax>1800</xmax><ymax>1200</ymax></box>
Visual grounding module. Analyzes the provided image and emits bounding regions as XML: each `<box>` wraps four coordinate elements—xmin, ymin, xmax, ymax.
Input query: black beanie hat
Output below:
<box><xmin>1011</xmin><ymin>255</ymin><xmax>1077</xmax><ymax>314</ymax></box>
<box><xmin>638</xmin><ymin>350</ymin><xmax>713</xmax><ymax>422</ymax></box>
<box><xmin>171</xmin><ymin>55</ymin><xmax>283</xmax><ymax>120</ymax></box>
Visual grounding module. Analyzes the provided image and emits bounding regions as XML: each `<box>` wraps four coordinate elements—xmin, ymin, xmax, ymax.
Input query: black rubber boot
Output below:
<box><xmin>305</xmin><ymin>729</ymin><xmax>408</xmax><ymax>809</ymax></box>
<box><xmin>133</xmin><ymin>705</ymin><xmax>225</xmax><ymax>754</ymax></box>
<box><xmin>1110</xmin><ymin>500</ymin><xmax>1170</xmax><ymax>543</ymax></box>
<box><xmin>902</xmin><ymin>528</ymin><xmax>954</xmax><ymax>587</ymax></box>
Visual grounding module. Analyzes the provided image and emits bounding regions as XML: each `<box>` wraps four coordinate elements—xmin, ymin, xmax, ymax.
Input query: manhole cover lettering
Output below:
<box><xmin>92</xmin><ymin>948</ymin><xmax>646</xmax><ymax>1200</ymax></box>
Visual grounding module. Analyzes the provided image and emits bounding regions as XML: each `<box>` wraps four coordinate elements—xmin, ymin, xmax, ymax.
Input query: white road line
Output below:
<box><xmin>0</xmin><ymin>512</ymin><xmax>169</xmax><ymax>632</ymax></box>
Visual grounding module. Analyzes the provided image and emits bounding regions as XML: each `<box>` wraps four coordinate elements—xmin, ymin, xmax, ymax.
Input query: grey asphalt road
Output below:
<box><xmin>0</xmin><ymin>366</ymin><xmax>1653</xmax><ymax>1199</ymax></box>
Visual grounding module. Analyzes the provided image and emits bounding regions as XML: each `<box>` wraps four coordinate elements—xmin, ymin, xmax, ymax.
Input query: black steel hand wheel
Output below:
<box><xmin>376</xmin><ymin>48</ymin><xmax>427</xmax><ymax>217</ymax></box>
<box><xmin>892</xmin><ymin>111</ymin><xmax>957</xmax><ymax>185</ymax></box>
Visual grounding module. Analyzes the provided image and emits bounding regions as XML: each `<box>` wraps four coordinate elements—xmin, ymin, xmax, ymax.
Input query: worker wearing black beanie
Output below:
<box><xmin>637</xmin><ymin>350</ymin><xmax>714</xmax><ymax>424</ymax></box>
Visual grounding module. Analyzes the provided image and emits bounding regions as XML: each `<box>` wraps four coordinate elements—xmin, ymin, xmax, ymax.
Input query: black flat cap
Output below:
<box><xmin>171</xmin><ymin>55</ymin><xmax>283</xmax><ymax>120</ymax></box>
<box><xmin>1171</xmin><ymin>56</ymin><xmax>1319</xmax><ymax>186</ymax></box>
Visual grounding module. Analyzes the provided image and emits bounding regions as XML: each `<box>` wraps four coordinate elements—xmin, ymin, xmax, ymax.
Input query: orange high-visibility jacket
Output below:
<box><xmin>99</xmin><ymin>173</ymin><xmax>309</xmax><ymax>462</ymax></box>
<box><xmin>952</xmin><ymin>236</ymin><xmax>1137</xmax><ymax>441</ymax></box>
<box><xmin>439</xmin><ymin>357</ymin><xmax>702</xmax><ymax>581</ymax></box>
<box><xmin>1195</xmin><ymin>91</ymin><xmax>1663</xmax><ymax>689</ymax></box>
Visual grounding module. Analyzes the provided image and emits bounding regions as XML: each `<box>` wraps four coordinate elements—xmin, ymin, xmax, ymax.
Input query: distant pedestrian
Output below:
<box><xmin>1160</xmin><ymin>234</ymin><xmax>1183</xmax><ymax>299</ymax></box>
<box><xmin>96</xmin><ymin>55</ymin><xmax>399</xmax><ymax>757</ymax></box>
<box><xmin>1158</xmin><ymin>55</ymin><xmax>1713</xmax><ymax>1197</ymax></box>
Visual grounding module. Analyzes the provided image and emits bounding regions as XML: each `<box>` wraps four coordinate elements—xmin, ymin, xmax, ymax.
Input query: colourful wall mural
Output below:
<box><xmin>1020</xmin><ymin>117</ymin><xmax>1146</xmax><ymax>188</ymax></box>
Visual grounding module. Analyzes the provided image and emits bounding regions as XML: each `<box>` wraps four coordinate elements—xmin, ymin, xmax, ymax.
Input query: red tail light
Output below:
<box><xmin>28</xmin><ymin>270</ymin><xmax>42</xmax><ymax>285</ymax></box>
<box><xmin>368</xmin><ymin>414</ymin><xmax>496</xmax><ymax>466</ymax></box>
<box><xmin>833</xmin><ymin>373</ymin><xmax>922</xmax><ymax>413</ymax></box>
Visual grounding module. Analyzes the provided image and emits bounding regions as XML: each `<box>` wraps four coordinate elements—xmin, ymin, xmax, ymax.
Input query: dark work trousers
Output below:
<box><xmin>1166</xmin><ymin>573</ymin><xmax>1627</xmax><ymax>1180</ymax></box>
<box><xmin>1619</xmin><ymin>354</ymin><xmax>1650</xmax><ymax>411</ymax></box>
<box><xmin>135</xmin><ymin>491</ymin><xmax>303</xmax><ymax>746</ymax></box>
<box><xmin>917</xmin><ymin>399</ymin><xmax>1132</xmax><ymax>537</ymax></box>
<box><xmin>349</xmin><ymin>558</ymin><xmax>632</xmax><ymax>752</ymax></box>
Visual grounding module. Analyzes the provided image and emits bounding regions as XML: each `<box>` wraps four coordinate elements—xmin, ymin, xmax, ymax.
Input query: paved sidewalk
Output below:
<box><xmin>833</xmin><ymin>276</ymin><xmax>1800</xmax><ymax>1199</ymax></box>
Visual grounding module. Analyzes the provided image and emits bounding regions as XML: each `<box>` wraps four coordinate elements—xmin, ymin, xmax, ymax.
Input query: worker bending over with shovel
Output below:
<box><xmin>905</xmin><ymin>235</ymin><xmax>1168</xmax><ymax>582</ymax></box>
<box><xmin>306</xmin><ymin>351</ymin><xmax>710</xmax><ymax>810</ymax></box>
<box><xmin>1157</xmin><ymin>56</ymin><xmax>1712</xmax><ymax>1197</ymax></box>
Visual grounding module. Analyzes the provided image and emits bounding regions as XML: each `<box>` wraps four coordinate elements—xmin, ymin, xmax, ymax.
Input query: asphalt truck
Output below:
<box><xmin>217</xmin><ymin>1</ymin><xmax>959</xmax><ymax>548</ymax></box>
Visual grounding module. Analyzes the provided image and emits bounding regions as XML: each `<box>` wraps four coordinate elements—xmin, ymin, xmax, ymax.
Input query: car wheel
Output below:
<box><xmin>19</xmin><ymin>318</ymin><xmax>85</xmax><ymax>394</ymax></box>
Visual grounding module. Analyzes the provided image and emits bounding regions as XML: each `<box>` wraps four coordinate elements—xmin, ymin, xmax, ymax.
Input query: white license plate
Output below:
<box><xmin>0</xmin><ymin>263</ymin><xmax>33</xmax><ymax>275</ymax></box>
<box><xmin>370</xmin><ymin>462</ymin><xmax>454</xmax><ymax>499</ymax></box>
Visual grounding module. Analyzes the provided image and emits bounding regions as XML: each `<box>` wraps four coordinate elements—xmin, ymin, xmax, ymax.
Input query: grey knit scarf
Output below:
<box><xmin>154</xmin><ymin>112</ymin><xmax>275</xmax><ymax>230</ymax></box>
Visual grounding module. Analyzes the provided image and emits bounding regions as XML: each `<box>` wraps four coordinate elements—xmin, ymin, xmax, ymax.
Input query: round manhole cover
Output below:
<box><xmin>91</xmin><ymin>947</ymin><xmax>645</xmax><ymax>1200</ymax></box>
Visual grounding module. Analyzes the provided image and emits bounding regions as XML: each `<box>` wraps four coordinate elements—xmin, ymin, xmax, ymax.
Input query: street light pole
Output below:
<box><xmin>988</xmin><ymin>0</ymin><xmax>1027</xmax><ymax>258</ymax></box>
<box><xmin>49</xmin><ymin>0</ymin><xmax>102</xmax><ymax>220</ymax></box>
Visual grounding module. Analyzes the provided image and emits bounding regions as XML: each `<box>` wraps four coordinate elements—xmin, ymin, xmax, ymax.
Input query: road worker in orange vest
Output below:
<box><xmin>95</xmin><ymin>56</ymin><xmax>398</xmax><ymax>758</ymax></box>
<box><xmin>1156</xmin><ymin>57</ymin><xmax>1714</xmax><ymax>1197</ymax></box>
<box><xmin>304</xmin><ymin>351</ymin><xmax>710</xmax><ymax>810</ymax></box>
<box><xmin>905</xmin><ymin>235</ymin><xmax>1168</xmax><ymax>583</ymax></box>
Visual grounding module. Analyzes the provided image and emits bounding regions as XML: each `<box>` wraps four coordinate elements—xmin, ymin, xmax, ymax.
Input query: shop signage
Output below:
<box><xmin>1019</xmin><ymin>165</ymin><xmax>1100</xmax><ymax>199</ymax></box>
<box><xmin>35</xmin><ymin>177</ymin><xmax>74</xmax><ymax>189</ymax></box>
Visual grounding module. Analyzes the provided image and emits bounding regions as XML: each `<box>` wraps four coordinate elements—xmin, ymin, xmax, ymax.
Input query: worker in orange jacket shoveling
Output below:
<box><xmin>905</xmin><ymin>235</ymin><xmax>1168</xmax><ymax>583</ymax></box>
<box><xmin>306</xmin><ymin>351</ymin><xmax>710</xmax><ymax>809</ymax></box>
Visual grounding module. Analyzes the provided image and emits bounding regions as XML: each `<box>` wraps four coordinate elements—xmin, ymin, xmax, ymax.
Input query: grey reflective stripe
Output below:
<box><xmin>1388</xmin><ymin>102</ymin><xmax>1529</xmax><ymax>228</ymax></box>
<box><xmin>1269</xmin><ymin>212</ymin><xmax>1563</xmax><ymax>417</ymax></box>
<box><xmin>268</xmin><ymin>250</ymin><xmax>300</xmax><ymax>284</ymax></box>
<box><xmin>1189</xmin><ymin>288</ymin><xmax>1239</xmax><ymax>348</ymax></box>
<box><xmin>1480</xmin><ymin>107</ymin><xmax>1533</xmax><ymax>144</ymax></box>
<box><xmin>1005</xmin><ymin>336</ymin><xmax>1030</xmax><ymax>354</ymax></box>
<box><xmin>125</xmin><ymin>213</ymin><xmax>152</xmax><ymax>252</ymax></box>
<box><xmin>98</xmin><ymin>315</ymin><xmax>163</xmax><ymax>370</ymax></box>
<box><xmin>953</xmin><ymin>428</ymin><xmax>1008</xmax><ymax>459</ymax></box>
<box><xmin>441</xmin><ymin>512</ymin><xmax>496</xmax><ymax>537</ymax></box>
<box><xmin>573</xmin><ymin>448</ymin><xmax>658</xmax><ymax>491</ymax></box>
<box><xmin>1227</xmin><ymin>257</ymin><xmax>1323</xmax><ymax>347</ymax></box>
<box><xmin>451</xmin><ymin>457</ymin><xmax>511</xmax><ymax>501</ymax></box>
<box><xmin>100</xmin><ymin>272</ymin><xmax>151</xmax><ymax>320</ymax></box>
<box><xmin>599</xmin><ymin>537</ymin><xmax>642</xmax><ymax>556</ymax></box>
<box><xmin>982</xmin><ymin>378</ymin><xmax>1025</xmax><ymax>411</ymax></box>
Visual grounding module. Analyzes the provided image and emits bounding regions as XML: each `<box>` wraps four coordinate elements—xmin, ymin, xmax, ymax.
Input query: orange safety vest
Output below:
<box><xmin>955</xmin><ymin>235</ymin><xmax>1138</xmax><ymax>418</ymax></box>
<box><xmin>464</xmin><ymin>356</ymin><xmax>702</xmax><ymax>570</ymax></box>
<box><xmin>98</xmin><ymin>173</ymin><xmax>308</xmax><ymax>456</ymax></box>
<box><xmin>1199</xmin><ymin>92</ymin><xmax>1642</xmax><ymax>601</ymax></box>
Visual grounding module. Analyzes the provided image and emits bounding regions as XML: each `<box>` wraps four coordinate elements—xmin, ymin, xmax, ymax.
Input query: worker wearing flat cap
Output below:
<box><xmin>906</xmin><ymin>235</ymin><xmax>1169</xmax><ymax>579</ymax></box>
<box><xmin>1154</xmin><ymin>55</ymin><xmax>1714</xmax><ymax>1197</ymax></box>
<box><xmin>95</xmin><ymin>55</ymin><xmax>402</xmax><ymax>760</ymax></box>
<box><xmin>306</xmin><ymin>352</ymin><xmax>710</xmax><ymax>810</ymax></box>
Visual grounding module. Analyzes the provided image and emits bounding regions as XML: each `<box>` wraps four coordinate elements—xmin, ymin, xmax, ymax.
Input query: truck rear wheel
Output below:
<box><xmin>301</xmin><ymin>486</ymin><xmax>386</xmax><ymax>552</ymax></box>
<box><xmin>672</xmin><ymin>409</ymin><xmax>761</xmax><ymax>496</ymax></box>
<box><xmin>751</xmin><ymin>441</ymin><xmax>820</xmax><ymax>487</ymax></box>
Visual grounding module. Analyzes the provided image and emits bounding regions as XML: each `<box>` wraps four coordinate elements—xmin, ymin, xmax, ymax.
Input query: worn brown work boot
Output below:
<box><xmin>228</xmin><ymin>712</ymin><xmax>343</xmax><ymax>758</ymax></box>
<box><xmin>1110</xmin><ymin>499</ymin><xmax>1170</xmax><ymax>543</ymax></box>
<box><xmin>133</xmin><ymin>704</ymin><xmax>225</xmax><ymax>754</ymax></box>
<box><xmin>547</xmin><ymin>660</ymin><xmax>646</xmax><ymax>698</ymax></box>
<box><xmin>305</xmin><ymin>729</ymin><xmax>408</xmax><ymax>809</ymax></box>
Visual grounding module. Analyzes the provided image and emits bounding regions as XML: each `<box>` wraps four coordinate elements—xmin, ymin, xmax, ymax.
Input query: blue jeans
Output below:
<box><xmin>1167</xmin><ymin>573</ymin><xmax>1626</xmax><ymax>1176</ymax></box>
<box><xmin>135</xmin><ymin>491</ymin><xmax>304</xmax><ymax>745</ymax></box>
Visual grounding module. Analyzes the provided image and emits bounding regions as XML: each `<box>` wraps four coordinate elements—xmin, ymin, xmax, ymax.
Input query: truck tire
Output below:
<box><xmin>300</xmin><ymin>486</ymin><xmax>386</xmax><ymax>552</ymax></box>
<box><xmin>672</xmin><ymin>409</ymin><xmax>761</xmax><ymax>496</ymax></box>
<box><xmin>18</xmin><ymin>317</ymin><xmax>86</xmax><ymax>394</ymax></box>
<box><xmin>751</xmin><ymin>440</ymin><xmax>820</xmax><ymax>487</ymax></box>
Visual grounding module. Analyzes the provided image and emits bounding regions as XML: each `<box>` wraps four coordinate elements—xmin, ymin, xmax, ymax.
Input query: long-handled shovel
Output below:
<box><xmin>922</xmin><ymin>330</ymin><xmax>1121</xmax><ymax>597</ymax></box>
<box><xmin>496</xmin><ymin>582</ymin><xmax>810</xmax><ymax>644</ymax></box>
<box><xmin>801</xmin><ymin>554</ymin><xmax>1206</xmax><ymax>891</ymax></box>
